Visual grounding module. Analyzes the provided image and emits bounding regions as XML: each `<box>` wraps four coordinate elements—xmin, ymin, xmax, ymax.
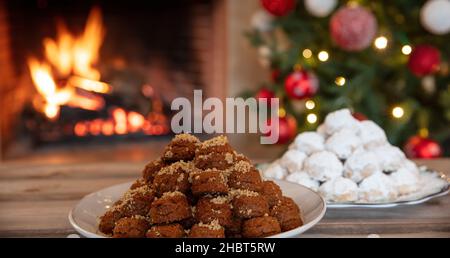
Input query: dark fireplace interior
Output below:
<box><xmin>1</xmin><ymin>0</ymin><xmax>223</xmax><ymax>158</ymax></box>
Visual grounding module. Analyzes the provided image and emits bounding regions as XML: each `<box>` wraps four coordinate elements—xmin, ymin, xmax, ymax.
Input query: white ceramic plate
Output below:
<box><xmin>316</xmin><ymin>171</ymin><xmax>449</xmax><ymax>208</ymax></box>
<box><xmin>69</xmin><ymin>180</ymin><xmax>326</xmax><ymax>238</ymax></box>
<box><xmin>258</xmin><ymin>163</ymin><xmax>449</xmax><ymax>208</ymax></box>
<box><xmin>327</xmin><ymin>185</ymin><xmax>449</xmax><ymax>208</ymax></box>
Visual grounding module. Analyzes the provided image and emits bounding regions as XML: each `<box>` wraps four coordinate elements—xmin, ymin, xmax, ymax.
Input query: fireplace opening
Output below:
<box><xmin>1</xmin><ymin>0</ymin><xmax>226</xmax><ymax>158</ymax></box>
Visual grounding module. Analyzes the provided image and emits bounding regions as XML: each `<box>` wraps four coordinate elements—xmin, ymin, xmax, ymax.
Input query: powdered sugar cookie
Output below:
<box><xmin>358</xmin><ymin>121</ymin><xmax>387</xmax><ymax>149</ymax></box>
<box><xmin>291</xmin><ymin>132</ymin><xmax>325</xmax><ymax>155</ymax></box>
<box><xmin>401</xmin><ymin>159</ymin><xmax>420</xmax><ymax>176</ymax></box>
<box><xmin>325</xmin><ymin>129</ymin><xmax>361</xmax><ymax>160</ymax></box>
<box><xmin>324</xmin><ymin>109</ymin><xmax>360</xmax><ymax>135</ymax></box>
<box><xmin>304</xmin><ymin>151</ymin><xmax>343</xmax><ymax>182</ymax></box>
<box><xmin>279</xmin><ymin>149</ymin><xmax>307</xmax><ymax>173</ymax></box>
<box><xmin>359</xmin><ymin>173</ymin><xmax>398</xmax><ymax>203</ymax></box>
<box><xmin>263</xmin><ymin>161</ymin><xmax>288</xmax><ymax>180</ymax></box>
<box><xmin>372</xmin><ymin>145</ymin><xmax>406</xmax><ymax>172</ymax></box>
<box><xmin>285</xmin><ymin>172</ymin><xmax>320</xmax><ymax>191</ymax></box>
<box><xmin>316</xmin><ymin>124</ymin><xmax>328</xmax><ymax>138</ymax></box>
<box><xmin>390</xmin><ymin>168</ymin><xmax>420</xmax><ymax>195</ymax></box>
<box><xmin>344</xmin><ymin>149</ymin><xmax>380</xmax><ymax>183</ymax></box>
<box><xmin>319</xmin><ymin>177</ymin><xmax>358</xmax><ymax>202</ymax></box>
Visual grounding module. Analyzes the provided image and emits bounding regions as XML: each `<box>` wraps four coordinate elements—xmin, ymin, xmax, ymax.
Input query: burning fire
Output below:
<box><xmin>73</xmin><ymin>107</ymin><xmax>169</xmax><ymax>137</ymax></box>
<box><xmin>27</xmin><ymin>7</ymin><xmax>170</xmax><ymax>138</ymax></box>
<box><xmin>28</xmin><ymin>7</ymin><xmax>110</xmax><ymax>120</ymax></box>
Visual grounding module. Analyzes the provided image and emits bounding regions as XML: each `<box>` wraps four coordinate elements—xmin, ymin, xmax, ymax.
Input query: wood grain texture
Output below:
<box><xmin>0</xmin><ymin>159</ymin><xmax>448</xmax><ymax>238</ymax></box>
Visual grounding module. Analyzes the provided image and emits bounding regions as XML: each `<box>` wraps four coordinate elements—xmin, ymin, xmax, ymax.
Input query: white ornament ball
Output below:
<box><xmin>251</xmin><ymin>10</ymin><xmax>274</xmax><ymax>32</ymax></box>
<box><xmin>420</xmin><ymin>0</ymin><xmax>450</xmax><ymax>35</ymax></box>
<box><xmin>304</xmin><ymin>0</ymin><xmax>338</xmax><ymax>18</ymax></box>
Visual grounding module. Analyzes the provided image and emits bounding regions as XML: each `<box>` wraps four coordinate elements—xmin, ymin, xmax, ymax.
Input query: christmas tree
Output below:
<box><xmin>247</xmin><ymin>0</ymin><xmax>450</xmax><ymax>157</ymax></box>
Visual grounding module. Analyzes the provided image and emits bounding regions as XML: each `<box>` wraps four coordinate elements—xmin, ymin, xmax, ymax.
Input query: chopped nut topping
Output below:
<box><xmin>197</xmin><ymin>219</ymin><xmax>223</xmax><ymax>231</ymax></box>
<box><xmin>229</xmin><ymin>188</ymin><xmax>259</xmax><ymax>198</ymax></box>
<box><xmin>157</xmin><ymin>161</ymin><xmax>193</xmax><ymax>176</ymax></box>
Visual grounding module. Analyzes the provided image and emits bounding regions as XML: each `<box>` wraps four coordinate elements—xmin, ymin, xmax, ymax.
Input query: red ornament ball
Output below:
<box><xmin>330</xmin><ymin>5</ymin><xmax>377</xmax><ymax>51</ymax></box>
<box><xmin>352</xmin><ymin>112</ymin><xmax>368</xmax><ymax>121</ymax></box>
<box><xmin>404</xmin><ymin>135</ymin><xmax>442</xmax><ymax>159</ymax></box>
<box><xmin>264</xmin><ymin>114</ymin><xmax>297</xmax><ymax>144</ymax></box>
<box><xmin>408</xmin><ymin>45</ymin><xmax>441</xmax><ymax>77</ymax></box>
<box><xmin>255</xmin><ymin>87</ymin><xmax>276</xmax><ymax>105</ymax></box>
<box><xmin>284</xmin><ymin>70</ymin><xmax>319</xmax><ymax>100</ymax></box>
<box><xmin>261</xmin><ymin>0</ymin><xmax>296</xmax><ymax>17</ymax></box>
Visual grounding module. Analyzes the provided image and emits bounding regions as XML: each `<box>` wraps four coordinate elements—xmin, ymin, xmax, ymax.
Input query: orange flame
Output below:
<box><xmin>28</xmin><ymin>7</ymin><xmax>109</xmax><ymax>120</ymax></box>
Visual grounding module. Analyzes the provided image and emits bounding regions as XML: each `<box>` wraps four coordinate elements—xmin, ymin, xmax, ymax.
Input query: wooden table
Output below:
<box><xmin>0</xmin><ymin>159</ymin><xmax>448</xmax><ymax>238</ymax></box>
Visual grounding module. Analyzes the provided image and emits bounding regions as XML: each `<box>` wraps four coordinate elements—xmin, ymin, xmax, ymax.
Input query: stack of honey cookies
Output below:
<box><xmin>99</xmin><ymin>134</ymin><xmax>302</xmax><ymax>238</ymax></box>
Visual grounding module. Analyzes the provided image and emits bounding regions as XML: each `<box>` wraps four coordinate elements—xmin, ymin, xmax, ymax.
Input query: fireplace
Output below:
<box><xmin>0</xmin><ymin>0</ymin><xmax>228</xmax><ymax>158</ymax></box>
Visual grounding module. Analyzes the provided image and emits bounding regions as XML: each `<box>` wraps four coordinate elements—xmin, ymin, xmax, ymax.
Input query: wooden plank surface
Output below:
<box><xmin>0</xmin><ymin>159</ymin><xmax>448</xmax><ymax>238</ymax></box>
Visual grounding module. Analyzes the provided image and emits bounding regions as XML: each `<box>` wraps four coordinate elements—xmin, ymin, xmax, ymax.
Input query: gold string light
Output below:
<box><xmin>402</xmin><ymin>45</ymin><xmax>412</xmax><ymax>55</ymax></box>
<box><xmin>318</xmin><ymin>51</ymin><xmax>329</xmax><ymax>62</ymax></box>
<box><xmin>278</xmin><ymin>107</ymin><xmax>286</xmax><ymax>118</ymax></box>
<box><xmin>392</xmin><ymin>106</ymin><xmax>404</xmax><ymax>118</ymax></box>
<box><xmin>302</xmin><ymin>49</ymin><xmax>313</xmax><ymax>59</ymax></box>
<box><xmin>307</xmin><ymin>113</ymin><xmax>318</xmax><ymax>124</ymax></box>
<box><xmin>335</xmin><ymin>76</ymin><xmax>346</xmax><ymax>86</ymax></box>
<box><xmin>305</xmin><ymin>100</ymin><xmax>315</xmax><ymax>110</ymax></box>
<box><xmin>374</xmin><ymin>36</ymin><xmax>388</xmax><ymax>49</ymax></box>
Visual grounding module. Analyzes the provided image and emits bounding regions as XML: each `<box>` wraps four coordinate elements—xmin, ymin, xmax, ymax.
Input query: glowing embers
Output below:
<box><xmin>73</xmin><ymin>107</ymin><xmax>170</xmax><ymax>137</ymax></box>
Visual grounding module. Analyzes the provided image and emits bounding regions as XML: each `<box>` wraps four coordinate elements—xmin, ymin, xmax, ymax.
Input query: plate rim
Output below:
<box><xmin>268</xmin><ymin>181</ymin><xmax>327</xmax><ymax>238</ymax></box>
<box><xmin>327</xmin><ymin>185</ymin><xmax>449</xmax><ymax>208</ymax></box>
<box><xmin>68</xmin><ymin>180</ymin><xmax>327</xmax><ymax>238</ymax></box>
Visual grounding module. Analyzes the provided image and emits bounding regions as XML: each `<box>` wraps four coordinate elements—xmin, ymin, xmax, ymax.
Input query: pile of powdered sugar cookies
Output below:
<box><xmin>263</xmin><ymin>109</ymin><xmax>448</xmax><ymax>204</ymax></box>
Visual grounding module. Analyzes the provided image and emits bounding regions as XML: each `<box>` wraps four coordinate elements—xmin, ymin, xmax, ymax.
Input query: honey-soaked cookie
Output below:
<box><xmin>188</xmin><ymin>220</ymin><xmax>225</xmax><ymax>238</ymax></box>
<box><xmin>112</xmin><ymin>216</ymin><xmax>150</xmax><ymax>238</ymax></box>
<box><xmin>195</xmin><ymin>196</ymin><xmax>232</xmax><ymax>227</ymax></box>
<box><xmin>149</xmin><ymin>191</ymin><xmax>191</xmax><ymax>224</ymax></box>
<box><xmin>190</xmin><ymin>169</ymin><xmax>228</xmax><ymax>196</ymax></box>
<box><xmin>225</xmin><ymin>216</ymin><xmax>243</xmax><ymax>238</ymax></box>
<box><xmin>270</xmin><ymin>196</ymin><xmax>303</xmax><ymax>231</ymax></box>
<box><xmin>194</xmin><ymin>152</ymin><xmax>236</xmax><ymax>170</ymax></box>
<box><xmin>230</xmin><ymin>189</ymin><xmax>269</xmax><ymax>219</ymax></box>
<box><xmin>194</xmin><ymin>136</ymin><xmax>236</xmax><ymax>170</ymax></box>
<box><xmin>130</xmin><ymin>178</ymin><xmax>146</xmax><ymax>190</ymax></box>
<box><xmin>196</xmin><ymin>135</ymin><xmax>233</xmax><ymax>155</ymax></box>
<box><xmin>146</xmin><ymin>224</ymin><xmax>185</xmax><ymax>238</ymax></box>
<box><xmin>228</xmin><ymin>161</ymin><xmax>263</xmax><ymax>193</ymax></box>
<box><xmin>242</xmin><ymin>216</ymin><xmax>281</xmax><ymax>238</ymax></box>
<box><xmin>153</xmin><ymin>161</ymin><xmax>192</xmax><ymax>196</ymax></box>
<box><xmin>98</xmin><ymin>185</ymin><xmax>154</xmax><ymax>235</ymax></box>
<box><xmin>142</xmin><ymin>158</ymin><xmax>166</xmax><ymax>184</ymax></box>
<box><xmin>163</xmin><ymin>134</ymin><xmax>200</xmax><ymax>163</ymax></box>
<box><xmin>260</xmin><ymin>181</ymin><xmax>282</xmax><ymax>208</ymax></box>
